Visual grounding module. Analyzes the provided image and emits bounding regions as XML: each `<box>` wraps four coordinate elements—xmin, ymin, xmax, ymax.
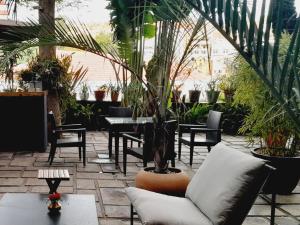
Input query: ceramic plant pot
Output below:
<box><xmin>94</xmin><ymin>90</ymin><xmax>105</xmax><ymax>101</ymax></box>
<box><xmin>189</xmin><ymin>90</ymin><xmax>201</xmax><ymax>103</ymax></box>
<box><xmin>251</xmin><ymin>148</ymin><xmax>300</xmax><ymax>194</ymax></box>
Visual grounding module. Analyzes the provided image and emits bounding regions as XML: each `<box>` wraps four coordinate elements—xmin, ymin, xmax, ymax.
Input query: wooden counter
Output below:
<box><xmin>0</xmin><ymin>92</ymin><xmax>48</xmax><ymax>151</ymax></box>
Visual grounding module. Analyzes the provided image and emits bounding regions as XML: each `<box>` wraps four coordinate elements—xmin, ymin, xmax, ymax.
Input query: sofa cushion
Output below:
<box><xmin>126</xmin><ymin>187</ymin><xmax>213</xmax><ymax>225</ymax></box>
<box><xmin>185</xmin><ymin>143</ymin><xmax>268</xmax><ymax>225</ymax></box>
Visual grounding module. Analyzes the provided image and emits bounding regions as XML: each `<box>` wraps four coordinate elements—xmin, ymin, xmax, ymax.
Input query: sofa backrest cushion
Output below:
<box><xmin>185</xmin><ymin>143</ymin><xmax>269</xmax><ymax>225</ymax></box>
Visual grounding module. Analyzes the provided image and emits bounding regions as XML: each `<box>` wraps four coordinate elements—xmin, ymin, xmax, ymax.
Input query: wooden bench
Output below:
<box><xmin>38</xmin><ymin>169</ymin><xmax>70</xmax><ymax>194</ymax></box>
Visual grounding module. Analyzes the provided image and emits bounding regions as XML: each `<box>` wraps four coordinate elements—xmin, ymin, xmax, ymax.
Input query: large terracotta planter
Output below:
<box><xmin>94</xmin><ymin>90</ymin><xmax>105</xmax><ymax>101</ymax></box>
<box><xmin>251</xmin><ymin>148</ymin><xmax>300</xmax><ymax>194</ymax></box>
<box><xmin>135</xmin><ymin>167</ymin><xmax>190</xmax><ymax>197</ymax></box>
<box><xmin>189</xmin><ymin>90</ymin><xmax>201</xmax><ymax>103</ymax></box>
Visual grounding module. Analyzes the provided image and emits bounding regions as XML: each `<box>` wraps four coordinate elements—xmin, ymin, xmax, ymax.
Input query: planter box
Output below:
<box><xmin>0</xmin><ymin>92</ymin><xmax>48</xmax><ymax>151</ymax></box>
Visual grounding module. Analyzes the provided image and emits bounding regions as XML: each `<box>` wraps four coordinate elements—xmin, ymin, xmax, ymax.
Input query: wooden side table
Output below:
<box><xmin>38</xmin><ymin>169</ymin><xmax>70</xmax><ymax>194</ymax></box>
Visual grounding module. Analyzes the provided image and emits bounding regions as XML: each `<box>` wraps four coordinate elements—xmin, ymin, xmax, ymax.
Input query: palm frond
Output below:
<box><xmin>183</xmin><ymin>0</ymin><xmax>300</xmax><ymax>129</ymax></box>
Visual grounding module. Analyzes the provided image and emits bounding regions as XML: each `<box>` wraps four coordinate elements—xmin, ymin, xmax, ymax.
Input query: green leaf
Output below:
<box><xmin>255</xmin><ymin>0</ymin><xmax>266</xmax><ymax>65</ymax></box>
<box><xmin>247</xmin><ymin>0</ymin><xmax>257</xmax><ymax>56</ymax></box>
<box><xmin>231</xmin><ymin>0</ymin><xmax>239</xmax><ymax>41</ymax></box>
<box><xmin>239</xmin><ymin>0</ymin><xmax>247</xmax><ymax>50</ymax></box>
<box><xmin>271</xmin><ymin>0</ymin><xmax>283</xmax><ymax>84</ymax></box>
<box><xmin>225</xmin><ymin>0</ymin><xmax>231</xmax><ymax>34</ymax></box>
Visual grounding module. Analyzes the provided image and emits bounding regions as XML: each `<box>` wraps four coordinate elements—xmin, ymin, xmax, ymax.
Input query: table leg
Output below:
<box><xmin>45</xmin><ymin>179</ymin><xmax>62</xmax><ymax>194</ymax></box>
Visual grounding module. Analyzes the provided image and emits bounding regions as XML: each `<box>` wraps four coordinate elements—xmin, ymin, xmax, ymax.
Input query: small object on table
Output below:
<box><xmin>48</xmin><ymin>192</ymin><xmax>61</xmax><ymax>213</ymax></box>
<box><xmin>38</xmin><ymin>169</ymin><xmax>70</xmax><ymax>194</ymax></box>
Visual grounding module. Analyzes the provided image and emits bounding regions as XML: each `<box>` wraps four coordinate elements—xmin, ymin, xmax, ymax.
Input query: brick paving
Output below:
<box><xmin>0</xmin><ymin>131</ymin><xmax>299</xmax><ymax>225</ymax></box>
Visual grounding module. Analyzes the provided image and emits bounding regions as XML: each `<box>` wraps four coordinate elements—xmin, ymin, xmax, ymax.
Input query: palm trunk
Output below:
<box><xmin>39</xmin><ymin>0</ymin><xmax>56</xmax><ymax>60</ymax></box>
<box><xmin>47</xmin><ymin>91</ymin><xmax>61</xmax><ymax>125</ymax></box>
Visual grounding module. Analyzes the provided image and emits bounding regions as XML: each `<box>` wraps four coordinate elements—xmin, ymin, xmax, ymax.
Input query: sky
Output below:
<box><xmin>17</xmin><ymin>0</ymin><xmax>300</xmax><ymax>24</ymax></box>
<box><xmin>18</xmin><ymin>0</ymin><xmax>110</xmax><ymax>24</ymax></box>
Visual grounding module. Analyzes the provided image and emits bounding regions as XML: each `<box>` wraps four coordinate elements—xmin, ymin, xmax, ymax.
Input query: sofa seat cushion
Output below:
<box><xmin>126</xmin><ymin>187</ymin><xmax>213</xmax><ymax>225</ymax></box>
<box><xmin>185</xmin><ymin>143</ymin><xmax>268</xmax><ymax>225</ymax></box>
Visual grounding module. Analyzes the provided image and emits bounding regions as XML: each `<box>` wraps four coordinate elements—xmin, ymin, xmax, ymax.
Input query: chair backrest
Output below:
<box><xmin>185</xmin><ymin>143</ymin><xmax>271</xmax><ymax>225</ymax></box>
<box><xmin>108</xmin><ymin>106</ymin><xmax>132</xmax><ymax>117</ymax></box>
<box><xmin>206</xmin><ymin>110</ymin><xmax>222</xmax><ymax>142</ymax></box>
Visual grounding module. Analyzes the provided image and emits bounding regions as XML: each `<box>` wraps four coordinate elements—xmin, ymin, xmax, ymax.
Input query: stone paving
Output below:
<box><xmin>0</xmin><ymin>131</ymin><xmax>299</xmax><ymax>225</ymax></box>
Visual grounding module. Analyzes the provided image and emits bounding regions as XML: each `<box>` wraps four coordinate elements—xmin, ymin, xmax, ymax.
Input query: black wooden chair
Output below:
<box><xmin>122</xmin><ymin>120</ymin><xmax>177</xmax><ymax>176</ymax></box>
<box><xmin>178</xmin><ymin>110</ymin><xmax>222</xmax><ymax>165</ymax></box>
<box><xmin>108</xmin><ymin>106</ymin><xmax>133</xmax><ymax>158</ymax></box>
<box><xmin>48</xmin><ymin>112</ymin><xmax>86</xmax><ymax>166</ymax></box>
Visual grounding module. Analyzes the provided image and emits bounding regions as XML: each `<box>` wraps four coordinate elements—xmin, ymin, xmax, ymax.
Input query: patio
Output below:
<box><xmin>0</xmin><ymin>131</ymin><xmax>299</xmax><ymax>225</ymax></box>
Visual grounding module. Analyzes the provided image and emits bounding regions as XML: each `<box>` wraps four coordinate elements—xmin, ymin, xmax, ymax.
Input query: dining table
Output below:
<box><xmin>105</xmin><ymin>117</ymin><xmax>153</xmax><ymax>166</ymax></box>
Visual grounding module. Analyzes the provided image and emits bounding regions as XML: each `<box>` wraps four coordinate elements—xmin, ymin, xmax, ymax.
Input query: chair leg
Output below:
<box><xmin>207</xmin><ymin>146</ymin><xmax>211</xmax><ymax>152</ymax></box>
<box><xmin>270</xmin><ymin>193</ymin><xmax>276</xmax><ymax>225</ymax></box>
<box><xmin>178</xmin><ymin>140</ymin><xmax>182</xmax><ymax>160</ymax></box>
<box><xmin>108</xmin><ymin>131</ymin><xmax>113</xmax><ymax>158</ymax></box>
<box><xmin>130</xmin><ymin>204</ymin><xmax>134</xmax><ymax>225</ymax></box>
<box><xmin>171</xmin><ymin>158</ymin><xmax>175</xmax><ymax>167</ymax></box>
<box><xmin>83</xmin><ymin>145</ymin><xmax>86</xmax><ymax>166</ymax></box>
<box><xmin>190</xmin><ymin>145</ymin><xmax>194</xmax><ymax>166</ymax></box>
<box><xmin>123</xmin><ymin>151</ymin><xmax>127</xmax><ymax>176</ymax></box>
<box><xmin>143</xmin><ymin>161</ymin><xmax>147</xmax><ymax>167</ymax></box>
<box><xmin>79</xmin><ymin>147</ymin><xmax>82</xmax><ymax>160</ymax></box>
<box><xmin>49</xmin><ymin>144</ymin><xmax>57</xmax><ymax>165</ymax></box>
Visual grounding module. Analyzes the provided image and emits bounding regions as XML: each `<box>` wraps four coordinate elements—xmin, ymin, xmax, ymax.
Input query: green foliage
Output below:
<box><xmin>18</xmin><ymin>55</ymin><xmax>87</xmax><ymax>119</ymax></box>
<box><xmin>233</xmin><ymin>57</ymin><xmax>297</xmax><ymax>156</ymax></box>
<box><xmin>206</xmin><ymin>78</ymin><xmax>220</xmax><ymax>91</ymax></box>
<box><xmin>272</xmin><ymin>0</ymin><xmax>297</xmax><ymax>34</ymax></box>
<box><xmin>215</xmin><ymin>104</ymin><xmax>249</xmax><ymax>135</ymax></box>
<box><xmin>184</xmin><ymin>104</ymin><xmax>210</xmax><ymax>124</ymax></box>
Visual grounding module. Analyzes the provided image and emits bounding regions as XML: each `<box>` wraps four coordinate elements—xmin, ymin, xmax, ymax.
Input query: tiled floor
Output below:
<box><xmin>0</xmin><ymin>131</ymin><xmax>299</xmax><ymax>225</ymax></box>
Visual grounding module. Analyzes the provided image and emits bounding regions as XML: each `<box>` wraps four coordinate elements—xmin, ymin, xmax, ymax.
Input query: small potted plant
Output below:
<box><xmin>189</xmin><ymin>83</ymin><xmax>201</xmax><ymax>103</ymax></box>
<box><xmin>219</xmin><ymin>75</ymin><xmax>236</xmax><ymax>104</ymax></box>
<box><xmin>108</xmin><ymin>82</ymin><xmax>121</xmax><ymax>102</ymax></box>
<box><xmin>79</xmin><ymin>82</ymin><xmax>90</xmax><ymax>101</ymax></box>
<box><xmin>48</xmin><ymin>192</ymin><xmax>61</xmax><ymax>213</ymax></box>
<box><xmin>94</xmin><ymin>84</ymin><xmax>107</xmax><ymax>101</ymax></box>
<box><xmin>206</xmin><ymin>78</ymin><xmax>220</xmax><ymax>104</ymax></box>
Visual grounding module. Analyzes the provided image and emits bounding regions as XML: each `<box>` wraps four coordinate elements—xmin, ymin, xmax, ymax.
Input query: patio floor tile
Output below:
<box><xmin>0</xmin><ymin>131</ymin><xmax>299</xmax><ymax>225</ymax></box>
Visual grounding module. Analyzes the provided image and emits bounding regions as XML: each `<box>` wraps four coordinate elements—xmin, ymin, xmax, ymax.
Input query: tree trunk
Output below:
<box><xmin>39</xmin><ymin>0</ymin><xmax>60</xmax><ymax>124</ymax></box>
<box><xmin>48</xmin><ymin>91</ymin><xmax>61</xmax><ymax>125</ymax></box>
<box><xmin>39</xmin><ymin>0</ymin><xmax>56</xmax><ymax>60</ymax></box>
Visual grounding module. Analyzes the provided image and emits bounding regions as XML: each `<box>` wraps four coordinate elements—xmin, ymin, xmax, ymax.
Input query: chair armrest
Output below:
<box><xmin>122</xmin><ymin>133</ymin><xmax>144</xmax><ymax>144</ymax></box>
<box><xmin>54</xmin><ymin>128</ymin><xmax>86</xmax><ymax>134</ymax></box>
<box><xmin>56</xmin><ymin>124</ymin><xmax>83</xmax><ymax>129</ymax></box>
<box><xmin>190</xmin><ymin>128</ymin><xmax>221</xmax><ymax>134</ymax></box>
<box><xmin>179</xmin><ymin>124</ymin><xmax>207</xmax><ymax>129</ymax></box>
<box><xmin>178</xmin><ymin>124</ymin><xmax>207</xmax><ymax>135</ymax></box>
